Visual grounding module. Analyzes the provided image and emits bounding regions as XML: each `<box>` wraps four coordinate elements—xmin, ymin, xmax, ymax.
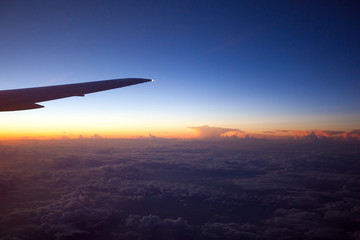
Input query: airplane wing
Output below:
<box><xmin>0</xmin><ymin>78</ymin><xmax>152</xmax><ymax>111</ymax></box>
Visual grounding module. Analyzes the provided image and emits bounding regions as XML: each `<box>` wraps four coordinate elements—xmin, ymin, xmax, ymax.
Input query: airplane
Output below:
<box><xmin>0</xmin><ymin>78</ymin><xmax>152</xmax><ymax>111</ymax></box>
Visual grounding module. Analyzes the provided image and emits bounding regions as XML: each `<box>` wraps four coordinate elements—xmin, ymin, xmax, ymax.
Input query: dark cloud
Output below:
<box><xmin>51</xmin><ymin>156</ymin><xmax>82</xmax><ymax>169</ymax></box>
<box><xmin>201</xmin><ymin>222</ymin><xmax>258</xmax><ymax>240</ymax></box>
<box><xmin>0</xmin><ymin>173</ymin><xmax>20</xmax><ymax>193</ymax></box>
<box><xmin>123</xmin><ymin>215</ymin><xmax>194</xmax><ymax>240</ymax></box>
<box><xmin>0</xmin><ymin>139</ymin><xmax>359</xmax><ymax>239</ymax></box>
<box><xmin>262</xmin><ymin>208</ymin><xmax>352</xmax><ymax>240</ymax></box>
<box><xmin>94</xmin><ymin>147</ymin><xmax>117</xmax><ymax>155</ymax></box>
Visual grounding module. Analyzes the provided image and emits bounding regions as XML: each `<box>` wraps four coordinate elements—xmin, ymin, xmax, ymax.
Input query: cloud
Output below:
<box><xmin>201</xmin><ymin>222</ymin><xmax>258</xmax><ymax>240</ymax></box>
<box><xmin>321</xmin><ymin>130</ymin><xmax>345</xmax><ymax>136</ymax></box>
<box><xmin>1</xmin><ymin>138</ymin><xmax>359</xmax><ymax>239</ymax></box>
<box><xmin>276</xmin><ymin>130</ymin><xmax>290</xmax><ymax>133</ymax></box>
<box><xmin>51</xmin><ymin>156</ymin><xmax>82</xmax><ymax>169</ymax></box>
<box><xmin>221</xmin><ymin>130</ymin><xmax>246</xmax><ymax>138</ymax></box>
<box><xmin>275</xmin><ymin>129</ymin><xmax>347</xmax><ymax>141</ymax></box>
<box><xmin>124</xmin><ymin>215</ymin><xmax>194</xmax><ymax>240</ymax></box>
<box><xmin>148</xmin><ymin>134</ymin><xmax>157</xmax><ymax>139</ymax></box>
<box><xmin>262</xmin><ymin>208</ymin><xmax>351</xmax><ymax>240</ymax></box>
<box><xmin>344</xmin><ymin>129</ymin><xmax>360</xmax><ymax>140</ymax></box>
<box><xmin>188</xmin><ymin>125</ymin><xmax>243</xmax><ymax>139</ymax></box>
<box><xmin>0</xmin><ymin>173</ymin><xmax>20</xmax><ymax>193</ymax></box>
<box><xmin>91</xmin><ymin>134</ymin><xmax>102</xmax><ymax>139</ymax></box>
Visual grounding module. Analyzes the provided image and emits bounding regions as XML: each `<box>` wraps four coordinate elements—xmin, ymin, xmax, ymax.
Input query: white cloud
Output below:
<box><xmin>188</xmin><ymin>125</ymin><xmax>243</xmax><ymax>139</ymax></box>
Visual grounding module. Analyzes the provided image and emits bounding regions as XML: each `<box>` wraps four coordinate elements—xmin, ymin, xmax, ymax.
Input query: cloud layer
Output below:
<box><xmin>189</xmin><ymin>125</ymin><xmax>360</xmax><ymax>141</ymax></box>
<box><xmin>0</xmin><ymin>138</ymin><xmax>359</xmax><ymax>239</ymax></box>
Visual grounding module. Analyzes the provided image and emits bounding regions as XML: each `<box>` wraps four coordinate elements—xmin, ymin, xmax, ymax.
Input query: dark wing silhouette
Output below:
<box><xmin>0</xmin><ymin>78</ymin><xmax>152</xmax><ymax>111</ymax></box>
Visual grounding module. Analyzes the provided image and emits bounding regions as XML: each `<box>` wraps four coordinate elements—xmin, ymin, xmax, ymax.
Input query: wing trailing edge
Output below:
<box><xmin>0</xmin><ymin>103</ymin><xmax>44</xmax><ymax>111</ymax></box>
<box><xmin>0</xmin><ymin>78</ymin><xmax>152</xmax><ymax>111</ymax></box>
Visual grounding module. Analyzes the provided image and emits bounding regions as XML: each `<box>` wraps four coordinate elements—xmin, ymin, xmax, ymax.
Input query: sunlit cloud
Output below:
<box><xmin>221</xmin><ymin>130</ymin><xmax>246</xmax><ymax>138</ymax></box>
<box><xmin>321</xmin><ymin>130</ymin><xmax>345</xmax><ymax>136</ymax></box>
<box><xmin>275</xmin><ymin>129</ymin><xmax>346</xmax><ymax>140</ymax></box>
<box><xmin>344</xmin><ymin>129</ymin><xmax>360</xmax><ymax>140</ymax></box>
<box><xmin>188</xmin><ymin>125</ymin><xmax>243</xmax><ymax>139</ymax></box>
<box><xmin>188</xmin><ymin>126</ymin><xmax>358</xmax><ymax>142</ymax></box>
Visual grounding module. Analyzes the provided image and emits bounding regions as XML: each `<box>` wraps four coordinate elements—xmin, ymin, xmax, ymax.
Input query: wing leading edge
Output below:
<box><xmin>0</xmin><ymin>78</ymin><xmax>152</xmax><ymax>111</ymax></box>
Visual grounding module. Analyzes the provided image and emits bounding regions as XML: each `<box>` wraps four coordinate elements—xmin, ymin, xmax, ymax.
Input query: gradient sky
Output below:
<box><xmin>0</xmin><ymin>0</ymin><xmax>359</xmax><ymax>139</ymax></box>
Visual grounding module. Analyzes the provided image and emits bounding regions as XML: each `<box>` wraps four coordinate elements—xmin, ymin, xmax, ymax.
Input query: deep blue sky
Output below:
<box><xmin>0</xmin><ymin>0</ymin><xmax>359</xmax><ymax>137</ymax></box>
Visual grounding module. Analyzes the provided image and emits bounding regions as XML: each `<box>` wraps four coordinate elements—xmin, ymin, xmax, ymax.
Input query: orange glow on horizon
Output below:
<box><xmin>0</xmin><ymin>119</ymin><xmax>358</xmax><ymax>141</ymax></box>
<box><xmin>0</xmin><ymin>127</ymin><xmax>196</xmax><ymax>140</ymax></box>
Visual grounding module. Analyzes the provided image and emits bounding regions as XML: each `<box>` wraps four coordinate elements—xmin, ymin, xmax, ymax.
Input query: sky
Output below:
<box><xmin>1</xmin><ymin>2</ymin><xmax>360</xmax><ymax>238</ymax></box>
<box><xmin>0</xmin><ymin>0</ymin><xmax>359</xmax><ymax>139</ymax></box>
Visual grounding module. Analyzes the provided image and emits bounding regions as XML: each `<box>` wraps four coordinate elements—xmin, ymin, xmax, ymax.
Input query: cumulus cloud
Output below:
<box><xmin>188</xmin><ymin>125</ymin><xmax>244</xmax><ymax>139</ymax></box>
<box><xmin>221</xmin><ymin>130</ymin><xmax>246</xmax><ymax>138</ymax></box>
<box><xmin>186</xmin><ymin>125</ymin><xmax>358</xmax><ymax>142</ymax></box>
<box><xmin>148</xmin><ymin>134</ymin><xmax>157</xmax><ymax>139</ymax></box>
<box><xmin>0</xmin><ymin>173</ymin><xmax>20</xmax><ymax>193</ymax></box>
<box><xmin>0</xmin><ymin>138</ymin><xmax>359</xmax><ymax>239</ymax></box>
<box><xmin>123</xmin><ymin>215</ymin><xmax>194</xmax><ymax>240</ymax></box>
<box><xmin>91</xmin><ymin>134</ymin><xmax>103</xmax><ymax>139</ymax></box>
<box><xmin>262</xmin><ymin>208</ymin><xmax>352</xmax><ymax>240</ymax></box>
<box><xmin>201</xmin><ymin>222</ymin><xmax>258</xmax><ymax>240</ymax></box>
<box><xmin>275</xmin><ymin>129</ymin><xmax>349</xmax><ymax>141</ymax></box>
<box><xmin>344</xmin><ymin>129</ymin><xmax>360</xmax><ymax>140</ymax></box>
<box><xmin>321</xmin><ymin>130</ymin><xmax>346</xmax><ymax>136</ymax></box>
<box><xmin>188</xmin><ymin>127</ymin><xmax>351</xmax><ymax>141</ymax></box>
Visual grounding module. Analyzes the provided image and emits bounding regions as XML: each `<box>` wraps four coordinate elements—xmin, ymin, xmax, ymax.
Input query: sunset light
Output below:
<box><xmin>0</xmin><ymin>1</ymin><xmax>359</xmax><ymax>239</ymax></box>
